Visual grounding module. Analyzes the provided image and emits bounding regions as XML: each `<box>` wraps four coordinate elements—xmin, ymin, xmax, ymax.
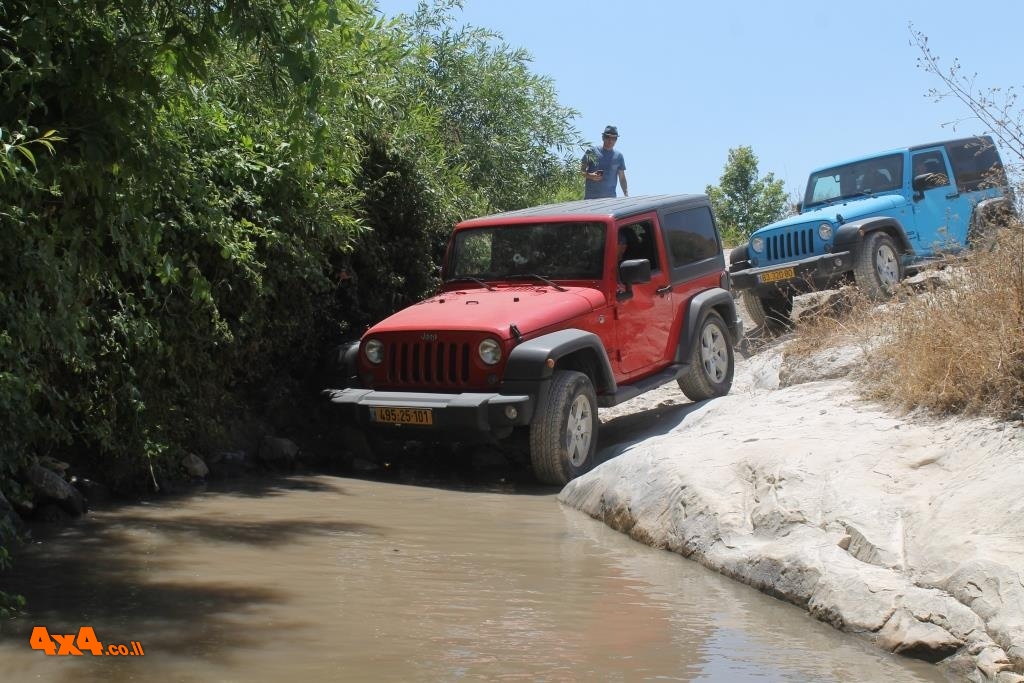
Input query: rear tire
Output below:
<box><xmin>678</xmin><ymin>310</ymin><xmax>735</xmax><ymax>401</ymax></box>
<box><xmin>529</xmin><ymin>370</ymin><xmax>598</xmax><ymax>486</ymax></box>
<box><xmin>854</xmin><ymin>231</ymin><xmax>902</xmax><ymax>300</ymax></box>
<box><xmin>741</xmin><ymin>290</ymin><xmax>793</xmax><ymax>332</ymax></box>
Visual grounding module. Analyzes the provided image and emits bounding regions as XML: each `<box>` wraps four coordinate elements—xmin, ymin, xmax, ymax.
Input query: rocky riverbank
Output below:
<box><xmin>561</xmin><ymin>338</ymin><xmax>1024</xmax><ymax>682</ymax></box>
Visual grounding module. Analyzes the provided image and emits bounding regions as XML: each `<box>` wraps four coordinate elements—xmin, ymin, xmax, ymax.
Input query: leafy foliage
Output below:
<box><xmin>705</xmin><ymin>146</ymin><xmax>788</xmax><ymax>245</ymax></box>
<box><xmin>394</xmin><ymin>0</ymin><xmax>583</xmax><ymax>213</ymax></box>
<box><xmin>0</xmin><ymin>128</ymin><xmax>64</xmax><ymax>187</ymax></box>
<box><xmin>1</xmin><ymin>0</ymin><xmax>384</xmax><ymax>491</ymax></box>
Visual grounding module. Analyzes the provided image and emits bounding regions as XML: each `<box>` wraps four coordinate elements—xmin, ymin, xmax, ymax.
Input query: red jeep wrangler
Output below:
<box><xmin>327</xmin><ymin>195</ymin><xmax>741</xmax><ymax>484</ymax></box>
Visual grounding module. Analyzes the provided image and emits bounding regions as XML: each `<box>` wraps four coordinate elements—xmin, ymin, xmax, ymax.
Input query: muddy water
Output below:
<box><xmin>1</xmin><ymin>474</ymin><xmax>947</xmax><ymax>683</ymax></box>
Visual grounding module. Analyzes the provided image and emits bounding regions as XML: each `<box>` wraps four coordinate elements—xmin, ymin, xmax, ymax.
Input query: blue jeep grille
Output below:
<box><xmin>763</xmin><ymin>227</ymin><xmax>816</xmax><ymax>264</ymax></box>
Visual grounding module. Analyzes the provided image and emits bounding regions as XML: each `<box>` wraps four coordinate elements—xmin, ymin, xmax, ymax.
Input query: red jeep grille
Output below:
<box><xmin>386</xmin><ymin>340</ymin><xmax>471</xmax><ymax>387</ymax></box>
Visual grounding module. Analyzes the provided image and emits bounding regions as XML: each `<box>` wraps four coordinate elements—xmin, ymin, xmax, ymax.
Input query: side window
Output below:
<box><xmin>662</xmin><ymin>207</ymin><xmax>720</xmax><ymax>268</ymax></box>
<box><xmin>618</xmin><ymin>220</ymin><xmax>659</xmax><ymax>271</ymax></box>
<box><xmin>946</xmin><ymin>138</ymin><xmax>1005</xmax><ymax>192</ymax></box>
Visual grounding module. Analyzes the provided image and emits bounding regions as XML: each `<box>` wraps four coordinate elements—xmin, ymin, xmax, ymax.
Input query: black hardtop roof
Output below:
<box><xmin>458</xmin><ymin>194</ymin><xmax>707</xmax><ymax>226</ymax></box>
<box><xmin>909</xmin><ymin>134</ymin><xmax>995</xmax><ymax>153</ymax></box>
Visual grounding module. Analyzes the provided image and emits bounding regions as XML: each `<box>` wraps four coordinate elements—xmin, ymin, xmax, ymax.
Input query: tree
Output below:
<box><xmin>395</xmin><ymin>0</ymin><xmax>583</xmax><ymax>213</ymax></box>
<box><xmin>705</xmin><ymin>146</ymin><xmax>788</xmax><ymax>245</ymax></box>
<box><xmin>0</xmin><ymin>0</ymin><xmax>383</xmax><ymax>491</ymax></box>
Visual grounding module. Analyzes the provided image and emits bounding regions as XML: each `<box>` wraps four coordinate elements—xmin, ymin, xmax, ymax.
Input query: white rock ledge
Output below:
<box><xmin>559</xmin><ymin>349</ymin><xmax>1024</xmax><ymax>682</ymax></box>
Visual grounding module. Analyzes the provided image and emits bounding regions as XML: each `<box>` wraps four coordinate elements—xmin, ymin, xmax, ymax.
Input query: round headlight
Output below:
<box><xmin>478</xmin><ymin>338</ymin><xmax>502</xmax><ymax>365</ymax></box>
<box><xmin>364</xmin><ymin>339</ymin><xmax>384</xmax><ymax>365</ymax></box>
<box><xmin>751</xmin><ymin>237</ymin><xmax>764</xmax><ymax>253</ymax></box>
<box><xmin>818</xmin><ymin>222</ymin><xmax>833</xmax><ymax>240</ymax></box>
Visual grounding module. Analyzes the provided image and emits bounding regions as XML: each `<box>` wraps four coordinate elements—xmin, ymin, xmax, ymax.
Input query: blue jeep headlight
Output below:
<box><xmin>751</xmin><ymin>237</ymin><xmax>764</xmax><ymax>253</ymax></box>
<box><xmin>818</xmin><ymin>222</ymin><xmax>833</xmax><ymax>240</ymax></box>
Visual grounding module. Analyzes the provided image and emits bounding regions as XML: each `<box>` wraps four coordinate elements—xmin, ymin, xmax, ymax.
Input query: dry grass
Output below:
<box><xmin>788</xmin><ymin>228</ymin><xmax>1024</xmax><ymax>419</ymax></box>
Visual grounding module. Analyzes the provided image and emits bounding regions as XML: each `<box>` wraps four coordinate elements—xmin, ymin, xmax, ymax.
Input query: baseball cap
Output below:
<box><xmin>602</xmin><ymin>125</ymin><xmax>619</xmax><ymax>138</ymax></box>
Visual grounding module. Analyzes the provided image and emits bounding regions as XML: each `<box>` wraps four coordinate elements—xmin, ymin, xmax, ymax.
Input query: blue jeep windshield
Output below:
<box><xmin>804</xmin><ymin>153</ymin><xmax>904</xmax><ymax>209</ymax></box>
<box><xmin>448</xmin><ymin>221</ymin><xmax>606</xmax><ymax>281</ymax></box>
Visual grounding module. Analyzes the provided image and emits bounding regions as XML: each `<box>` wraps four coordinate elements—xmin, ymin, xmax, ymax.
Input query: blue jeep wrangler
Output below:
<box><xmin>729</xmin><ymin>135</ymin><xmax>1016</xmax><ymax>328</ymax></box>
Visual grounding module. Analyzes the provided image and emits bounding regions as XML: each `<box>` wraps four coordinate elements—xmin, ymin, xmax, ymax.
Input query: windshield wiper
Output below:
<box><xmin>443</xmin><ymin>276</ymin><xmax>496</xmax><ymax>291</ymax></box>
<box><xmin>506</xmin><ymin>273</ymin><xmax>568</xmax><ymax>291</ymax></box>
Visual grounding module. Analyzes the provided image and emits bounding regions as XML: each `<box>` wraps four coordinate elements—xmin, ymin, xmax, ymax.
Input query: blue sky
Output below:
<box><xmin>374</xmin><ymin>0</ymin><xmax>1024</xmax><ymax>200</ymax></box>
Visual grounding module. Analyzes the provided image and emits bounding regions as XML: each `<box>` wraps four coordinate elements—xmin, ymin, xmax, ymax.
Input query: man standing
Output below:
<box><xmin>582</xmin><ymin>125</ymin><xmax>628</xmax><ymax>199</ymax></box>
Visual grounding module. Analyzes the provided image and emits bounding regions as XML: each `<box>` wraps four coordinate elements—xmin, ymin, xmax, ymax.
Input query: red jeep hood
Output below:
<box><xmin>366</xmin><ymin>285</ymin><xmax>606</xmax><ymax>340</ymax></box>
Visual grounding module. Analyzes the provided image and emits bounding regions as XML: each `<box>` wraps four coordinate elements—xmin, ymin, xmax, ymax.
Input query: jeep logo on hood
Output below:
<box><xmin>421</xmin><ymin>332</ymin><xmax>438</xmax><ymax>342</ymax></box>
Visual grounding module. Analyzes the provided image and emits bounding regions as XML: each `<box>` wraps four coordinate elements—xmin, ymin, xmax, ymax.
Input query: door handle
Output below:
<box><xmin>945</xmin><ymin>192</ymin><xmax>960</xmax><ymax>199</ymax></box>
<box><xmin>656</xmin><ymin>285</ymin><xmax>672</xmax><ymax>296</ymax></box>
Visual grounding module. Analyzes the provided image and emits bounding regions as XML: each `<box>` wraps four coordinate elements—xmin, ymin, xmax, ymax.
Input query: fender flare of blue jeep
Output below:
<box><xmin>834</xmin><ymin>218</ymin><xmax>913</xmax><ymax>255</ymax></box>
<box><xmin>503</xmin><ymin>329</ymin><xmax>617</xmax><ymax>412</ymax></box>
<box><xmin>728</xmin><ymin>244</ymin><xmax>750</xmax><ymax>272</ymax></box>
<box><xmin>675</xmin><ymin>288</ymin><xmax>739</xmax><ymax>365</ymax></box>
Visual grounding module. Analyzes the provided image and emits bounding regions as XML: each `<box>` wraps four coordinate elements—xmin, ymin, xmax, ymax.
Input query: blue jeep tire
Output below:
<box><xmin>854</xmin><ymin>231</ymin><xmax>902</xmax><ymax>300</ymax></box>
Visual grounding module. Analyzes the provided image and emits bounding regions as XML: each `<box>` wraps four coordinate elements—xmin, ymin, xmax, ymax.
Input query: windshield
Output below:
<box><xmin>804</xmin><ymin>153</ymin><xmax>904</xmax><ymax>209</ymax></box>
<box><xmin>447</xmin><ymin>221</ymin><xmax>607</xmax><ymax>282</ymax></box>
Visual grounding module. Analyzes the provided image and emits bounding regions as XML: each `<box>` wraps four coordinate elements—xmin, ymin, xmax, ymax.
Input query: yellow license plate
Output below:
<box><xmin>758</xmin><ymin>267</ymin><xmax>795</xmax><ymax>284</ymax></box>
<box><xmin>370</xmin><ymin>406</ymin><xmax>433</xmax><ymax>426</ymax></box>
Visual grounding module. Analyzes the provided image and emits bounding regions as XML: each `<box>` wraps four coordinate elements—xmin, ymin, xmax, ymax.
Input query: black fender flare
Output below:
<box><xmin>505</xmin><ymin>328</ymin><xmax>615</xmax><ymax>386</ymax></box>
<box><xmin>728</xmin><ymin>243</ymin><xmax>751</xmax><ymax>272</ymax></box>
<box><xmin>503</xmin><ymin>329</ymin><xmax>616</xmax><ymax>414</ymax></box>
<box><xmin>675</xmin><ymin>288</ymin><xmax>739</xmax><ymax>364</ymax></box>
<box><xmin>324</xmin><ymin>339</ymin><xmax>361</xmax><ymax>390</ymax></box>
<box><xmin>834</xmin><ymin>218</ymin><xmax>913</xmax><ymax>254</ymax></box>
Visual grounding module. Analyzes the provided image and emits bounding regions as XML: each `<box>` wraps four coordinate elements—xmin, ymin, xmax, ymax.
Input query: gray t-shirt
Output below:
<box><xmin>583</xmin><ymin>146</ymin><xmax>626</xmax><ymax>199</ymax></box>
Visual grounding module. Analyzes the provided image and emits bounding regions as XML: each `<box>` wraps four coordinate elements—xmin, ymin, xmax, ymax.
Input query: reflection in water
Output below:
<box><xmin>0</xmin><ymin>475</ymin><xmax>948</xmax><ymax>682</ymax></box>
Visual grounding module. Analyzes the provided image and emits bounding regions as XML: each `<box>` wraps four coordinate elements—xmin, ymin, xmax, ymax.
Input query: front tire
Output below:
<box><xmin>741</xmin><ymin>290</ymin><xmax>793</xmax><ymax>332</ymax></box>
<box><xmin>529</xmin><ymin>370</ymin><xmax>598</xmax><ymax>485</ymax></box>
<box><xmin>854</xmin><ymin>231</ymin><xmax>902</xmax><ymax>300</ymax></box>
<box><xmin>678</xmin><ymin>310</ymin><xmax>735</xmax><ymax>401</ymax></box>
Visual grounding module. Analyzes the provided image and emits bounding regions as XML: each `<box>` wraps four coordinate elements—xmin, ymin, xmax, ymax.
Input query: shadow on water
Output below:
<box><xmin>211</xmin><ymin>474</ymin><xmax>347</xmax><ymax>498</ymax></box>
<box><xmin>0</xmin><ymin>479</ymin><xmax>386</xmax><ymax>682</ymax></box>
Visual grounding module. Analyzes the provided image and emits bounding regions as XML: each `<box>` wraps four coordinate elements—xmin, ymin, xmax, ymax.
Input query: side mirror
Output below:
<box><xmin>617</xmin><ymin>258</ymin><xmax>651</xmax><ymax>301</ymax></box>
<box><xmin>913</xmin><ymin>172</ymin><xmax>949</xmax><ymax>194</ymax></box>
<box><xmin>912</xmin><ymin>173</ymin><xmax>932</xmax><ymax>194</ymax></box>
<box><xmin>619</xmin><ymin>258</ymin><xmax>651</xmax><ymax>285</ymax></box>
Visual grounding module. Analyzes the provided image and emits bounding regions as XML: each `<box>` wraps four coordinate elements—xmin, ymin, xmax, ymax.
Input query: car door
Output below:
<box><xmin>910</xmin><ymin>148</ymin><xmax>968</xmax><ymax>252</ymax></box>
<box><xmin>614</xmin><ymin>216</ymin><xmax>673</xmax><ymax>374</ymax></box>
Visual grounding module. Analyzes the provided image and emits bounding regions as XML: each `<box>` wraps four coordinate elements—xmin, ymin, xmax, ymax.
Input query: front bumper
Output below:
<box><xmin>325</xmin><ymin>388</ymin><xmax>535</xmax><ymax>436</ymax></box>
<box><xmin>730</xmin><ymin>250</ymin><xmax>853</xmax><ymax>293</ymax></box>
